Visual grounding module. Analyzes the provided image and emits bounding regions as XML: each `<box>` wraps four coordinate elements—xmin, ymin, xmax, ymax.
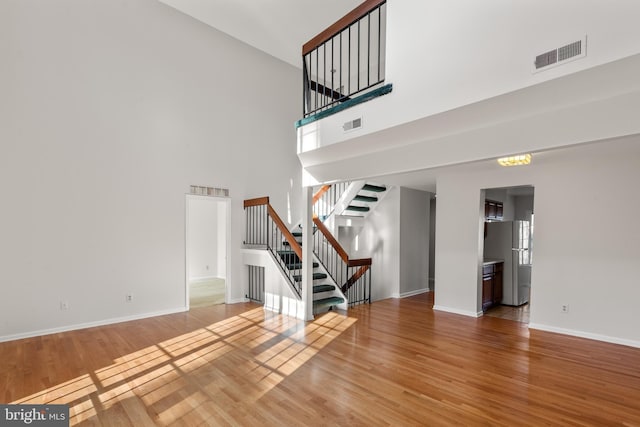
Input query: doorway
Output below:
<box><xmin>480</xmin><ymin>186</ymin><xmax>534</xmax><ymax>323</ymax></box>
<box><xmin>185</xmin><ymin>195</ymin><xmax>230</xmax><ymax>309</ymax></box>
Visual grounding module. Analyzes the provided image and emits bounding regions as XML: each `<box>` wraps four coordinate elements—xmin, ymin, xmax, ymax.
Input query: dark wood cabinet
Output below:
<box><xmin>482</xmin><ymin>262</ymin><xmax>504</xmax><ymax>311</ymax></box>
<box><xmin>485</xmin><ymin>200</ymin><xmax>503</xmax><ymax>221</ymax></box>
<box><xmin>493</xmin><ymin>262</ymin><xmax>503</xmax><ymax>304</ymax></box>
<box><xmin>482</xmin><ymin>276</ymin><xmax>493</xmax><ymax>310</ymax></box>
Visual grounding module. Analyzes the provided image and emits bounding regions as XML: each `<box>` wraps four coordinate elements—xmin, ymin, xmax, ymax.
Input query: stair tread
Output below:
<box><xmin>283</xmin><ymin>241</ymin><xmax>302</xmax><ymax>246</ymax></box>
<box><xmin>293</xmin><ymin>272</ymin><xmax>328</xmax><ymax>282</ymax></box>
<box><xmin>362</xmin><ymin>184</ymin><xmax>387</xmax><ymax>192</ymax></box>
<box><xmin>292</xmin><ymin>231</ymin><xmax>303</xmax><ymax>237</ymax></box>
<box><xmin>313</xmin><ymin>284</ymin><xmax>335</xmax><ymax>293</ymax></box>
<box><xmin>346</xmin><ymin>205</ymin><xmax>370</xmax><ymax>212</ymax></box>
<box><xmin>313</xmin><ymin>296</ymin><xmax>345</xmax><ymax>306</ymax></box>
<box><xmin>286</xmin><ymin>262</ymin><xmax>319</xmax><ymax>269</ymax></box>
<box><xmin>354</xmin><ymin>195</ymin><xmax>378</xmax><ymax>202</ymax></box>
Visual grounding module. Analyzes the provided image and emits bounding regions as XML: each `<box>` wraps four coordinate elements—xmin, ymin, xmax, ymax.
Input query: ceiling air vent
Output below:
<box><xmin>533</xmin><ymin>36</ymin><xmax>586</xmax><ymax>73</ymax></box>
<box><xmin>343</xmin><ymin>117</ymin><xmax>362</xmax><ymax>132</ymax></box>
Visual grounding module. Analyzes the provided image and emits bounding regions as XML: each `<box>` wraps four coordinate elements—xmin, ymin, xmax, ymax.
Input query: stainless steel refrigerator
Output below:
<box><xmin>484</xmin><ymin>221</ymin><xmax>531</xmax><ymax>306</ymax></box>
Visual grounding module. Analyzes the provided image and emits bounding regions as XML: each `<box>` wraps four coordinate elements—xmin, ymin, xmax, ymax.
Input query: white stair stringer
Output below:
<box><xmin>330</xmin><ymin>182</ymin><xmax>392</xmax><ymax>235</ymax></box>
<box><xmin>311</xmin><ymin>253</ymin><xmax>348</xmax><ymax>313</ymax></box>
<box><xmin>333</xmin><ymin>180</ymin><xmax>367</xmax><ymax>217</ymax></box>
<box><xmin>241</xmin><ymin>248</ymin><xmax>306</xmax><ymax>319</ymax></box>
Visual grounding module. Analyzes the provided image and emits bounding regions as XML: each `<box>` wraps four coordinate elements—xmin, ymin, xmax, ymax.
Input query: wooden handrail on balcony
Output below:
<box><xmin>302</xmin><ymin>0</ymin><xmax>387</xmax><ymax>55</ymax></box>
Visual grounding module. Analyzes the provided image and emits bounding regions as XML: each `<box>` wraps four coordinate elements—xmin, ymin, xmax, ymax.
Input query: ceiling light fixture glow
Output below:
<box><xmin>497</xmin><ymin>154</ymin><xmax>532</xmax><ymax>166</ymax></box>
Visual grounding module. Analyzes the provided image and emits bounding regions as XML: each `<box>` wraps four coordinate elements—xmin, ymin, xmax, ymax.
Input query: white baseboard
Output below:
<box><xmin>392</xmin><ymin>288</ymin><xmax>430</xmax><ymax>299</ymax></box>
<box><xmin>227</xmin><ymin>297</ymin><xmax>249</xmax><ymax>304</ymax></box>
<box><xmin>0</xmin><ymin>307</ymin><xmax>189</xmax><ymax>343</ymax></box>
<box><xmin>189</xmin><ymin>276</ymin><xmax>224</xmax><ymax>282</ymax></box>
<box><xmin>528</xmin><ymin>323</ymin><xmax>640</xmax><ymax>349</ymax></box>
<box><xmin>433</xmin><ymin>305</ymin><xmax>482</xmax><ymax>318</ymax></box>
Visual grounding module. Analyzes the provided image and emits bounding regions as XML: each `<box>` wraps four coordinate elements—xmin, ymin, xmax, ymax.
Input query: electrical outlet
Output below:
<box><xmin>561</xmin><ymin>304</ymin><xmax>569</xmax><ymax>313</ymax></box>
<box><xmin>125</xmin><ymin>293</ymin><xmax>133</xmax><ymax>303</ymax></box>
<box><xmin>60</xmin><ymin>301</ymin><xmax>69</xmax><ymax>311</ymax></box>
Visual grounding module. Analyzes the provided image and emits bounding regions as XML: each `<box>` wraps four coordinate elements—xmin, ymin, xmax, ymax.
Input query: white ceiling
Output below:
<box><xmin>158</xmin><ymin>0</ymin><xmax>362</xmax><ymax>68</ymax></box>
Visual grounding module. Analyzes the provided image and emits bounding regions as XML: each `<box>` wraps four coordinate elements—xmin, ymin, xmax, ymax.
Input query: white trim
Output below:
<box><xmin>392</xmin><ymin>288</ymin><xmax>429</xmax><ymax>299</ymax></box>
<box><xmin>433</xmin><ymin>305</ymin><xmax>483</xmax><ymax>318</ymax></box>
<box><xmin>528</xmin><ymin>323</ymin><xmax>640</xmax><ymax>349</ymax></box>
<box><xmin>188</xmin><ymin>275</ymin><xmax>222</xmax><ymax>282</ymax></box>
<box><xmin>0</xmin><ymin>307</ymin><xmax>187</xmax><ymax>343</ymax></box>
<box><xmin>227</xmin><ymin>297</ymin><xmax>250</xmax><ymax>304</ymax></box>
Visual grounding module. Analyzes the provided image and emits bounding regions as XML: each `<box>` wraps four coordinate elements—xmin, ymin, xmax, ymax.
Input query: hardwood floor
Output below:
<box><xmin>2</xmin><ymin>292</ymin><xmax>640</xmax><ymax>426</ymax></box>
<box><xmin>484</xmin><ymin>303</ymin><xmax>530</xmax><ymax>323</ymax></box>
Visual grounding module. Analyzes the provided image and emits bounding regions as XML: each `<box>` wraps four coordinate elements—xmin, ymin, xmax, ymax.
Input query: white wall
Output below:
<box><xmin>0</xmin><ymin>0</ymin><xmax>302</xmax><ymax>341</ymax></box>
<box><xmin>302</xmin><ymin>1</ymin><xmax>640</xmax><ymax>150</ymax></box>
<box><xmin>399</xmin><ymin>187</ymin><xmax>429</xmax><ymax>296</ymax></box>
<box><xmin>514</xmin><ymin>195</ymin><xmax>535</xmax><ymax>222</ymax></box>
<box><xmin>434</xmin><ymin>137</ymin><xmax>640</xmax><ymax>347</ymax></box>
<box><xmin>429</xmin><ymin>198</ymin><xmax>436</xmax><ymax>289</ymax></box>
<box><xmin>348</xmin><ymin>187</ymin><xmax>400</xmax><ymax>301</ymax></box>
<box><xmin>187</xmin><ymin>196</ymin><xmax>226</xmax><ymax>280</ymax></box>
<box><xmin>340</xmin><ymin>186</ymin><xmax>430</xmax><ymax>300</ymax></box>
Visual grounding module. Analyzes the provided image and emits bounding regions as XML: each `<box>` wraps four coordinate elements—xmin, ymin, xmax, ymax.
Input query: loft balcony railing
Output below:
<box><xmin>302</xmin><ymin>0</ymin><xmax>387</xmax><ymax>118</ymax></box>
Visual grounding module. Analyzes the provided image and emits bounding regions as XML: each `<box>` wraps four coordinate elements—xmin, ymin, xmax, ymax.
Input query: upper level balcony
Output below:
<box><xmin>298</xmin><ymin>0</ymin><xmax>390</xmax><ymax>127</ymax></box>
<box><xmin>296</xmin><ymin>1</ymin><xmax>640</xmax><ymax>186</ymax></box>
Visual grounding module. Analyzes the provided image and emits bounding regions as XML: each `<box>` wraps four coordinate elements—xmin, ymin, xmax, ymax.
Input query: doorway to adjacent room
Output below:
<box><xmin>185</xmin><ymin>195</ymin><xmax>230</xmax><ymax>309</ymax></box>
<box><xmin>480</xmin><ymin>186</ymin><xmax>535</xmax><ymax>324</ymax></box>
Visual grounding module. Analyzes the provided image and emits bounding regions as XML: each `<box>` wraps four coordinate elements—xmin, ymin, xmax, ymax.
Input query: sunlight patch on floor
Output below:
<box><xmin>12</xmin><ymin>307</ymin><xmax>357</xmax><ymax>425</ymax></box>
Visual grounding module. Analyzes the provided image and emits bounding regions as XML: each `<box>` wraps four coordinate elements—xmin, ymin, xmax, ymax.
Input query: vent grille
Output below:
<box><xmin>190</xmin><ymin>185</ymin><xmax>229</xmax><ymax>197</ymax></box>
<box><xmin>534</xmin><ymin>37</ymin><xmax>586</xmax><ymax>72</ymax></box>
<box><xmin>343</xmin><ymin>118</ymin><xmax>362</xmax><ymax>132</ymax></box>
<box><xmin>535</xmin><ymin>49</ymin><xmax>558</xmax><ymax>69</ymax></box>
<box><xmin>557</xmin><ymin>40</ymin><xmax>582</xmax><ymax>61</ymax></box>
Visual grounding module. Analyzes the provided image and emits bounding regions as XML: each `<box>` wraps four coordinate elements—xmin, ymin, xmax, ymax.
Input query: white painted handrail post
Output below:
<box><xmin>301</xmin><ymin>186</ymin><xmax>314</xmax><ymax>321</ymax></box>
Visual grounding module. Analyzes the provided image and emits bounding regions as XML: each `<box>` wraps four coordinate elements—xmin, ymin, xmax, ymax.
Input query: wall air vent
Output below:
<box><xmin>190</xmin><ymin>185</ymin><xmax>229</xmax><ymax>197</ymax></box>
<box><xmin>533</xmin><ymin>36</ymin><xmax>586</xmax><ymax>73</ymax></box>
<box><xmin>343</xmin><ymin>117</ymin><xmax>362</xmax><ymax>132</ymax></box>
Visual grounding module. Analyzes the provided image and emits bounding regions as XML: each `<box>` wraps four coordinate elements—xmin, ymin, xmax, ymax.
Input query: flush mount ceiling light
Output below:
<box><xmin>497</xmin><ymin>153</ymin><xmax>532</xmax><ymax>166</ymax></box>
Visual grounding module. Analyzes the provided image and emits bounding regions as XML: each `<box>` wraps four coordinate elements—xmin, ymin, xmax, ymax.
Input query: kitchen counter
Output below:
<box><xmin>483</xmin><ymin>258</ymin><xmax>504</xmax><ymax>265</ymax></box>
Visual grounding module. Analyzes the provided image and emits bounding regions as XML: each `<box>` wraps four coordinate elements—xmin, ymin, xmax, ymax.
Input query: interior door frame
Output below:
<box><xmin>185</xmin><ymin>194</ymin><xmax>232</xmax><ymax>310</ymax></box>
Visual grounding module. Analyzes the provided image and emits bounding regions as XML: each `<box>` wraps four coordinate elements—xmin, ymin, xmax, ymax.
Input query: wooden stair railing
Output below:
<box><xmin>313</xmin><ymin>216</ymin><xmax>372</xmax><ymax>306</ymax></box>
<box><xmin>313</xmin><ymin>185</ymin><xmax>332</xmax><ymax>204</ymax></box>
<box><xmin>313</xmin><ymin>182</ymin><xmax>350</xmax><ymax>221</ymax></box>
<box><xmin>244</xmin><ymin>197</ymin><xmax>303</xmax><ymax>297</ymax></box>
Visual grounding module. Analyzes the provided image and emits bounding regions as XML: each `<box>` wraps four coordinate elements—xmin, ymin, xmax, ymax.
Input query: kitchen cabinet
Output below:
<box><xmin>482</xmin><ymin>261</ymin><xmax>504</xmax><ymax>311</ymax></box>
<box><xmin>485</xmin><ymin>200</ymin><xmax>503</xmax><ymax>221</ymax></box>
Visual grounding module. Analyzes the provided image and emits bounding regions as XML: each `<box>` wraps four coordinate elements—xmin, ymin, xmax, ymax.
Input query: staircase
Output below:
<box><xmin>243</xmin><ymin>183</ymin><xmax>376</xmax><ymax>318</ymax></box>
<box><xmin>310</xmin><ymin>182</ymin><xmax>374</xmax><ymax>309</ymax></box>
<box><xmin>335</xmin><ymin>182</ymin><xmax>388</xmax><ymax>219</ymax></box>
<box><xmin>283</xmin><ymin>229</ymin><xmax>347</xmax><ymax>314</ymax></box>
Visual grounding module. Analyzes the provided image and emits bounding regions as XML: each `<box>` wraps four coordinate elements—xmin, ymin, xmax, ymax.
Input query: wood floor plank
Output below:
<box><xmin>1</xmin><ymin>294</ymin><xmax>640</xmax><ymax>426</ymax></box>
